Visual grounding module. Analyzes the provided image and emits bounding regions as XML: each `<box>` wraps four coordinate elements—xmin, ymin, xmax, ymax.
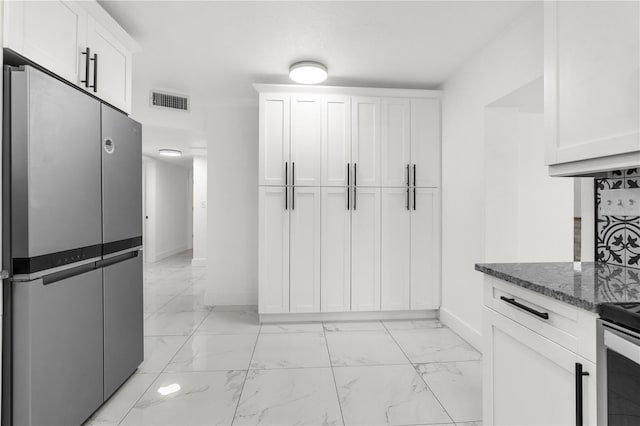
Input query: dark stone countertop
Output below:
<box><xmin>475</xmin><ymin>262</ymin><xmax>640</xmax><ymax>313</ymax></box>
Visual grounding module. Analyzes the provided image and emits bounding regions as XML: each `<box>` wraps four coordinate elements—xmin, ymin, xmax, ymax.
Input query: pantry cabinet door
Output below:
<box><xmin>352</xmin><ymin>97</ymin><xmax>381</xmax><ymax>187</ymax></box>
<box><xmin>322</xmin><ymin>96</ymin><xmax>352</xmax><ymax>186</ymax></box>
<box><xmin>87</xmin><ymin>16</ymin><xmax>132</xmax><ymax>113</ymax></box>
<box><xmin>321</xmin><ymin>187</ymin><xmax>351</xmax><ymax>312</ymax></box>
<box><xmin>4</xmin><ymin>0</ymin><xmax>87</xmax><ymax>85</ymax></box>
<box><xmin>381</xmin><ymin>188</ymin><xmax>410</xmax><ymax>311</ymax></box>
<box><xmin>291</xmin><ymin>95</ymin><xmax>322</xmax><ymax>186</ymax></box>
<box><xmin>410</xmin><ymin>188</ymin><xmax>439</xmax><ymax>310</ymax></box>
<box><xmin>258</xmin><ymin>187</ymin><xmax>289</xmax><ymax>314</ymax></box>
<box><xmin>289</xmin><ymin>187</ymin><xmax>321</xmax><ymax>313</ymax></box>
<box><xmin>259</xmin><ymin>94</ymin><xmax>290</xmax><ymax>186</ymax></box>
<box><xmin>410</xmin><ymin>98</ymin><xmax>440</xmax><ymax>188</ymax></box>
<box><xmin>381</xmin><ymin>98</ymin><xmax>411</xmax><ymax>187</ymax></box>
<box><xmin>351</xmin><ymin>187</ymin><xmax>381</xmax><ymax>311</ymax></box>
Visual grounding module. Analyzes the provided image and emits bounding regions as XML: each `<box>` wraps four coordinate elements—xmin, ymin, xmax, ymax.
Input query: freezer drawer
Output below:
<box><xmin>13</xmin><ymin>268</ymin><xmax>103</xmax><ymax>426</ymax></box>
<box><xmin>103</xmin><ymin>251</ymin><xmax>143</xmax><ymax>399</ymax></box>
<box><xmin>101</xmin><ymin>104</ymin><xmax>142</xmax><ymax>250</ymax></box>
<box><xmin>9</xmin><ymin>66</ymin><xmax>102</xmax><ymax>269</ymax></box>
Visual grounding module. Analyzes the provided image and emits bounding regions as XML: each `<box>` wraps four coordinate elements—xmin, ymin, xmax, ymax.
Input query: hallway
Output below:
<box><xmin>87</xmin><ymin>251</ymin><xmax>482</xmax><ymax>426</ymax></box>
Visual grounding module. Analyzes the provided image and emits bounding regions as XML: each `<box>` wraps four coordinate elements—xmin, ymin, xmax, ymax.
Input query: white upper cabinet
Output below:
<box><xmin>4</xmin><ymin>0</ymin><xmax>138</xmax><ymax>114</ymax></box>
<box><xmin>545</xmin><ymin>1</ymin><xmax>640</xmax><ymax>176</ymax></box>
<box><xmin>352</xmin><ymin>97</ymin><xmax>381</xmax><ymax>187</ymax></box>
<box><xmin>411</xmin><ymin>99</ymin><xmax>440</xmax><ymax>187</ymax></box>
<box><xmin>291</xmin><ymin>95</ymin><xmax>322</xmax><ymax>186</ymax></box>
<box><xmin>322</xmin><ymin>96</ymin><xmax>352</xmax><ymax>187</ymax></box>
<box><xmin>381</xmin><ymin>98</ymin><xmax>411</xmax><ymax>187</ymax></box>
<box><xmin>259</xmin><ymin>93</ymin><xmax>290</xmax><ymax>186</ymax></box>
<box><xmin>86</xmin><ymin>15</ymin><xmax>132</xmax><ymax>112</ymax></box>
<box><xmin>4</xmin><ymin>1</ymin><xmax>87</xmax><ymax>84</ymax></box>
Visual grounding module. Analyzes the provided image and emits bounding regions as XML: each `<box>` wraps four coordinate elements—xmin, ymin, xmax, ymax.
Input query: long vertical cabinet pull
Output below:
<box><xmin>347</xmin><ymin>163</ymin><xmax>350</xmax><ymax>210</ymax></box>
<box><xmin>291</xmin><ymin>162</ymin><xmax>295</xmax><ymax>210</ymax></box>
<box><xmin>284</xmin><ymin>162</ymin><xmax>288</xmax><ymax>210</ymax></box>
<box><xmin>412</xmin><ymin>164</ymin><xmax>416</xmax><ymax>210</ymax></box>
<box><xmin>353</xmin><ymin>163</ymin><xmax>357</xmax><ymax>210</ymax></box>
<box><xmin>90</xmin><ymin>53</ymin><xmax>98</xmax><ymax>92</ymax></box>
<box><xmin>575</xmin><ymin>363</ymin><xmax>589</xmax><ymax>426</ymax></box>
<box><xmin>406</xmin><ymin>164</ymin><xmax>410</xmax><ymax>187</ymax></box>
<box><xmin>406</xmin><ymin>164</ymin><xmax>410</xmax><ymax>210</ymax></box>
<box><xmin>413</xmin><ymin>164</ymin><xmax>416</xmax><ymax>186</ymax></box>
<box><xmin>81</xmin><ymin>48</ymin><xmax>91</xmax><ymax>87</ymax></box>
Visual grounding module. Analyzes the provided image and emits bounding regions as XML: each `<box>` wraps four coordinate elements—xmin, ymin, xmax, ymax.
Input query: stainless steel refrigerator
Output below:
<box><xmin>2</xmin><ymin>65</ymin><xmax>143</xmax><ymax>426</ymax></box>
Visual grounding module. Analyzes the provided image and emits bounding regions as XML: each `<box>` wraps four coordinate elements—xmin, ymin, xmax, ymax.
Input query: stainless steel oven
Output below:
<box><xmin>597</xmin><ymin>317</ymin><xmax>640</xmax><ymax>425</ymax></box>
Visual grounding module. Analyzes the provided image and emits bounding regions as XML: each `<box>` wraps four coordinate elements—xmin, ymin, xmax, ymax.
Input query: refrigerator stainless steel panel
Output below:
<box><xmin>101</xmin><ymin>104</ymin><xmax>142</xmax><ymax>245</ymax></box>
<box><xmin>12</xmin><ymin>268</ymin><xmax>103</xmax><ymax>426</ymax></box>
<box><xmin>10</xmin><ymin>66</ymin><xmax>102</xmax><ymax>259</ymax></box>
<box><xmin>103</xmin><ymin>251</ymin><xmax>143</xmax><ymax>399</ymax></box>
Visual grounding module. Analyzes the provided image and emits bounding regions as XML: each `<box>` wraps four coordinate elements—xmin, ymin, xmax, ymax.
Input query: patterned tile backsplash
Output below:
<box><xmin>596</xmin><ymin>168</ymin><xmax>640</xmax><ymax>268</ymax></box>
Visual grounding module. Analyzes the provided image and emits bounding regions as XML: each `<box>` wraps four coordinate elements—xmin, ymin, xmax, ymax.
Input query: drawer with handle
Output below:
<box><xmin>483</xmin><ymin>275</ymin><xmax>597</xmax><ymax>361</ymax></box>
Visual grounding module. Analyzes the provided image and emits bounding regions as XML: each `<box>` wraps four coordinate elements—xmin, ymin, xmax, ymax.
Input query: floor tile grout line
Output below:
<box><xmin>322</xmin><ymin>326</ymin><xmax>346</xmax><ymax>426</ymax></box>
<box><xmin>230</xmin><ymin>326</ymin><xmax>262</xmax><ymax>425</ymax></box>
<box><xmin>381</xmin><ymin>321</ymin><xmax>456</xmax><ymax>425</ymax></box>
<box><xmin>116</xmin><ymin>371</ymin><xmax>163</xmax><ymax>426</ymax></box>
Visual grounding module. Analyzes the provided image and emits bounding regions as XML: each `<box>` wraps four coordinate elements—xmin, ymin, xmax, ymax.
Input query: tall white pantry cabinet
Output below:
<box><xmin>256</xmin><ymin>84</ymin><xmax>441</xmax><ymax>318</ymax></box>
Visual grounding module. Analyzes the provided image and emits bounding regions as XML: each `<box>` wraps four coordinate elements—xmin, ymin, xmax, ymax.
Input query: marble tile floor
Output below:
<box><xmin>86</xmin><ymin>250</ymin><xmax>482</xmax><ymax>426</ymax></box>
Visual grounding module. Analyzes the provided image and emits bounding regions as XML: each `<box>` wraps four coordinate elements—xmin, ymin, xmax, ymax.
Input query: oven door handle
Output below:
<box><xmin>604</xmin><ymin>329</ymin><xmax>640</xmax><ymax>364</ymax></box>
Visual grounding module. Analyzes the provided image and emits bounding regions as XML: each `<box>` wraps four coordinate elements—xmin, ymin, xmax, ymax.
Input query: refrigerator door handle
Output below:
<box><xmin>41</xmin><ymin>263</ymin><xmax>97</xmax><ymax>286</ymax></box>
<box><xmin>97</xmin><ymin>250</ymin><xmax>140</xmax><ymax>269</ymax></box>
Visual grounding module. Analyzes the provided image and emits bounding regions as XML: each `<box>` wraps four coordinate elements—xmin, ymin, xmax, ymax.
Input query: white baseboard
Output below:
<box><xmin>191</xmin><ymin>258</ymin><xmax>207</xmax><ymax>267</ymax></box>
<box><xmin>154</xmin><ymin>246</ymin><xmax>188</xmax><ymax>262</ymax></box>
<box><xmin>260</xmin><ymin>310</ymin><xmax>437</xmax><ymax>324</ymax></box>
<box><xmin>439</xmin><ymin>307</ymin><xmax>482</xmax><ymax>352</ymax></box>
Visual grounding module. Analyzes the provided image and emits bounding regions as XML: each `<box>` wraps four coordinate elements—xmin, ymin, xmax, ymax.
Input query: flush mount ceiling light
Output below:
<box><xmin>289</xmin><ymin>61</ymin><xmax>328</xmax><ymax>85</ymax></box>
<box><xmin>158</xmin><ymin>149</ymin><xmax>182</xmax><ymax>157</ymax></box>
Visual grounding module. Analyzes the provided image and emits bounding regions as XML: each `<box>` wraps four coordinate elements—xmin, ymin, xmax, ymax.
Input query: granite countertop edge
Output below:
<box><xmin>474</xmin><ymin>263</ymin><xmax>597</xmax><ymax>312</ymax></box>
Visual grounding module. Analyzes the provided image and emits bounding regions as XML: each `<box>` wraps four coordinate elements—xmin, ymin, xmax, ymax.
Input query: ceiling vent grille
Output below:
<box><xmin>150</xmin><ymin>90</ymin><xmax>189</xmax><ymax>112</ymax></box>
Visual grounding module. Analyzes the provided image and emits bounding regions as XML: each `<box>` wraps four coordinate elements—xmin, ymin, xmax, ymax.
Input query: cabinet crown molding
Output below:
<box><xmin>253</xmin><ymin>83</ymin><xmax>442</xmax><ymax>99</ymax></box>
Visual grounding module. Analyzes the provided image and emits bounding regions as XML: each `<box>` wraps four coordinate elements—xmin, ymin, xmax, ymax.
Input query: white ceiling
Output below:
<box><xmin>100</xmin><ymin>1</ymin><xmax>534</xmax><ymax>101</ymax></box>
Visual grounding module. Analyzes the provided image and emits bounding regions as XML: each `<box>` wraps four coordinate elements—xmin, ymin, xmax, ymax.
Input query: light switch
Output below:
<box><xmin>600</xmin><ymin>188</ymin><xmax>640</xmax><ymax>216</ymax></box>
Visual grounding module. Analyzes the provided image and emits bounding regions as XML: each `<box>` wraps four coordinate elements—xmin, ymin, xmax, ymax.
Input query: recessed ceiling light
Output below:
<box><xmin>159</xmin><ymin>149</ymin><xmax>182</xmax><ymax>157</ymax></box>
<box><xmin>289</xmin><ymin>61</ymin><xmax>328</xmax><ymax>85</ymax></box>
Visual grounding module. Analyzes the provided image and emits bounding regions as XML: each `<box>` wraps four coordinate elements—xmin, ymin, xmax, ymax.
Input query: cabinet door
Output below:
<box><xmin>352</xmin><ymin>97</ymin><xmax>381</xmax><ymax>187</ymax></box>
<box><xmin>259</xmin><ymin>94</ymin><xmax>290</xmax><ymax>186</ymax></box>
<box><xmin>410</xmin><ymin>188</ymin><xmax>439</xmax><ymax>310</ymax></box>
<box><xmin>351</xmin><ymin>187</ymin><xmax>381</xmax><ymax>311</ymax></box>
<box><xmin>381</xmin><ymin>188</ymin><xmax>410</xmax><ymax>311</ymax></box>
<box><xmin>411</xmin><ymin>98</ymin><xmax>440</xmax><ymax>187</ymax></box>
<box><xmin>322</xmin><ymin>96</ymin><xmax>351</xmax><ymax>186</ymax></box>
<box><xmin>545</xmin><ymin>1</ymin><xmax>640</xmax><ymax>166</ymax></box>
<box><xmin>321</xmin><ymin>187</ymin><xmax>351</xmax><ymax>312</ymax></box>
<box><xmin>258</xmin><ymin>187</ymin><xmax>289</xmax><ymax>313</ymax></box>
<box><xmin>4</xmin><ymin>0</ymin><xmax>87</xmax><ymax>85</ymax></box>
<box><xmin>291</xmin><ymin>95</ymin><xmax>322</xmax><ymax>186</ymax></box>
<box><xmin>381</xmin><ymin>98</ymin><xmax>411</xmax><ymax>187</ymax></box>
<box><xmin>290</xmin><ymin>187</ymin><xmax>321</xmax><ymax>313</ymax></box>
<box><xmin>483</xmin><ymin>307</ymin><xmax>594</xmax><ymax>426</ymax></box>
<box><xmin>87</xmin><ymin>16</ymin><xmax>132</xmax><ymax>113</ymax></box>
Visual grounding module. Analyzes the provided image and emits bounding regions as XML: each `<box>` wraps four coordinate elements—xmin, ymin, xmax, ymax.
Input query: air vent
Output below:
<box><xmin>150</xmin><ymin>90</ymin><xmax>189</xmax><ymax>112</ymax></box>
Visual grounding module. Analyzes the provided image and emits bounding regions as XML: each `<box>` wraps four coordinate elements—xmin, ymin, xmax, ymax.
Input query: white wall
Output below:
<box><xmin>485</xmin><ymin>106</ymin><xmax>573</xmax><ymax>263</ymax></box>
<box><xmin>144</xmin><ymin>156</ymin><xmax>192</xmax><ymax>262</ymax></box>
<box><xmin>205</xmin><ymin>103</ymin><xmax>259</xmax><ymax>306</ymax></box>
<box><xmin>192</xmin><ymin>156</ymin><xmax>208</xmax><ymax>267</ymax></box>
<box><xmin>440</xmin><ymin>5</ymin><xmax>548</xmax><ymax>349</ymax></box>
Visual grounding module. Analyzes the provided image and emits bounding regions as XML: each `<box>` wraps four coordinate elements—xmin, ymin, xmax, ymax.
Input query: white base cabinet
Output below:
<box><xmin>257</xmin><ymin>84</ymin><xmax>441</xmax><ymax>317</ymax></box>
<box><xmin>483</xmin><ymin>277</ymin><xmax>598</xmax><ymax>426</ymax></box>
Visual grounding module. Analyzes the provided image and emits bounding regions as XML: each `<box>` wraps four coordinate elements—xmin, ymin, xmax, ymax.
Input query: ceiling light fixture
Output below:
<box><xmin>289</xmin><ymin>61</ymin><xmax>328</xmax><ymax>85</ymax></box>
<box><xmin>158</xmin><ymin>149</ymin><xmax>182</xmax><ymax>157</ymax></box>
